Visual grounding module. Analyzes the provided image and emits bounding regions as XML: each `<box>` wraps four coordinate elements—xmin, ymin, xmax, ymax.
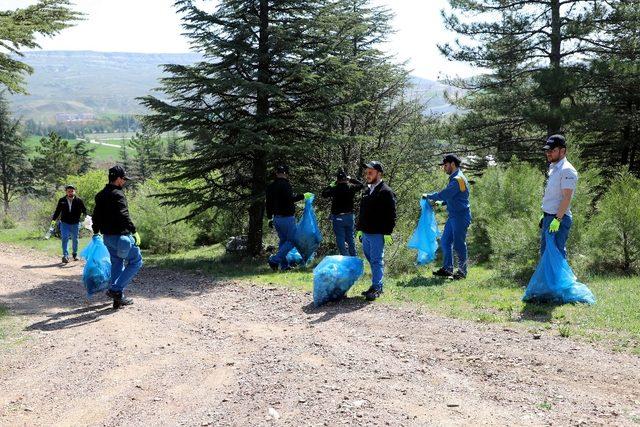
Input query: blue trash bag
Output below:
<box><xmin>286</xmin><ymin>247</ymin><xmax>303</xmax><ymax>267</ymax></box>
<box><xmin>80</xmin><ymin>234</ymin><xmax>112</xmax><ymax>298</ymax></box>
<box><xmin>313</xmin><ymin>256</ymin><xmax>364</xmax><ymax>307</ymax></box>
<box><xmin>407</xmin><ymin>198</ymin><xmax>440</xmax><ymax>265</ymax></box>
<box><xmin>522</xmin><ymin>231</ymin><xmax>596</xmax><ymax>305</ymax></box>
<box><xmin>294</xmin><ymin>194</ymin><xmax>322</xmax><ymax>265</ymax></box>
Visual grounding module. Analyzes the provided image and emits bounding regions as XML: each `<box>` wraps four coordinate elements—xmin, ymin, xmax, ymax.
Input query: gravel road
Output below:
<box><xmin>1</xmin><ymin>243</ymin><xmax>639</xmax><ymax>426</ymax></box>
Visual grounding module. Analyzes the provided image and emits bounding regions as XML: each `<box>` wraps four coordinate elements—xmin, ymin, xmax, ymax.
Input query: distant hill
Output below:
<box><xmin>9</xmin><ymin>51</ymin><xmax>459</xmax><ymax>121</ymax></box>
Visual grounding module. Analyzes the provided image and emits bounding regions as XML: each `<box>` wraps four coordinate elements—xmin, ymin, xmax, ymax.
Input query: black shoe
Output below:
<box><xmin>62</xmin><ymin>256</ymin><xmax>69</xmax><ymax>264</ymax></box>
<box><xmin>364</xmin><ymin>288</ymin><xmax>383</xmax><ymax>301</ymax></box>
<box><xmin>72</xmin><ymin>253</ymin><xmax>78</xmax><ymax>261</ymax></box>
<box><xmin>105</xmin><ymin>289</ymin><xmax>118</xmax><ymax>299</ymax></box>
<box><xmin>432</xmin><ymin>267</ymin><xmax>453</xmax><ymax>278</ymax></box>
<box><xmin>452</xmin><ymin>271</ymin><xmax>467</xmax><ymax>280</ymax></box>
<box><xmin>361</xmin><ymin>286</ymin><xmax>375</xmax><ymax>296</ymax></box>
<box><xmin>112</xmin><ymin>292</ymin><xmax>134</xmax><ymax>309</ymax></box>
<box><xmin>268</xmin><ymin>260</ymin><xmax>279</xmax><ymax>271</ymax></box>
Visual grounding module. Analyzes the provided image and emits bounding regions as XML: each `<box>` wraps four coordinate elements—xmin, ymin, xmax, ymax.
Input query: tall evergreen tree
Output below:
<box><xmin>0</xmin><ymin>93</ymin><xmax>31</xmax><ymax>215</ymax></box>
<box><xmin>32</xmin><ymin>132</ymin><xmax>78</xmax><ymax>193</ymax></box>
<box><xmin>141</xmin><ymin>0</ymin><xmax>354</xmax><ymax>255</ymax></box>
<box><xmin>0</xmin><ymin>0</ymin><xmax>81</xmax><ymax>93</ymax></box>
<box><xmin>129</xmin><ymin>127</ymin><xmax>164</xmax><ymax>182</ymax></box>
<box><xmin>120</xmin><ymin>137</ymin><xmax>131</xmax><ymax>172</ymax></box>
<box><xmin>72</xmin><ymin>139</ymin><xmax>95</xmax><ymax>174</ymax></box>
<box><xmin>440</xmin><ymin>0</ymin><xmax>613</xmax><ymax>161</ymax></box>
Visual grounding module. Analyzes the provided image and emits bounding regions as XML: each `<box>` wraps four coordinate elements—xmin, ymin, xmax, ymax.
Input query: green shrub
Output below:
<box><xmin>1</xmin><ymin>215</ymin><xmax>17</xmax><ymax>229</ymax></box>
<box><xmin>585</xmin><ymin>171</ymin><xmax>640</xmax><ymax>273</ymax></box>
<box><xmin>129</xmin><ymin>179</ymin><xmax>198</xmax><ymax>254</ymax></box>
<box><xmin>61</xmin><ymin>169</ymin><xmax>106</xmax><ymax>214</ymax></box>
<box><xmin>472</xmin><ymin>161</ymin><xmax>544</xmax><ymax>281</ymax></box>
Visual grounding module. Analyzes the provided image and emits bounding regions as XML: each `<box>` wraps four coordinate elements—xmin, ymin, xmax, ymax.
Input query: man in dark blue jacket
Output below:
<box><xmin>265</xmin><ymin>165</ymin><xmax>311</xmax><ymax>271</ymax></box>
<box><xmin>423</xmin><ymin>154</ymin><xmax>472</xmax><ymax>280</ymax></box>
<box><xmin>92</xmin><ymin>166</ymin><xmax>143</xmax><ymax>309</ymax></box>
<box><xmin>321</xmin><ymin>170</ymin><xmax>364</xmax><ymax>256</ymax></box>
<box><xmin>51</xmin><ymin>184</ymin><xmax>87</xmax><ymax>263</ymax></box>
<box><xmin>356</xmin><ymin>161</ymin><xmax>396</xmax><ymax>301</ymax></box>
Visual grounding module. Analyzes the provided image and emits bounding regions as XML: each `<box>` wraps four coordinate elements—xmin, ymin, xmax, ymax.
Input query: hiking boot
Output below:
<box><xmin>432</xmin><ymin>267</ymin><xmax>453</xmax><ymax>278</ymax></box>
<box><xmin>364</xmin><ymin>288</ymin><xmax>383</xmax><ymax>301</ymax></box>
<box><xmin>105</xmin><ymin>289</ymin><xmax>118</xmax><ymax>299</ymax></box>
<box><xmin>62</xmin><ymin>256</ymin><xmax>69</xmax><ymax>264</ymax></box>
<box><xmin>452</xmin><ymin>271</ymin><xmax>467</xmax><ymax>281</ymax></box>
<box><xmin>112</xmin><ymin>292</ymin><xmax>134</xmax><ymax>309</ymax></box>
<box><xmin>72</xmin><ymin>253</ymin><xmax>78</xmax><ymax>261</ymax></box>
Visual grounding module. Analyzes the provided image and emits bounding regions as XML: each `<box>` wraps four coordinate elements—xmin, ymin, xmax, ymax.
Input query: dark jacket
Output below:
<box><xmin>92</xmin><ymin>184</ymin><xmax>136</xmax><ymax>235</ymax></box>
<box><xmin>265</xmin><ymin>177</ymin><xmax>304</xmax><ymax>218</ymax></box>
<box><xmin>52</xmin><ymin>196</ymin><xmax>87</xmax><ymax>224</ymax></box>
<box><xmin>356</xmin><ymin>181</ymin><xmax>396</xmax><ymax>235</ymax></box>
<box><xmin>321</xmin><ymin>179</ymin><xmax>364</xmax><ymax>215</ymax></box>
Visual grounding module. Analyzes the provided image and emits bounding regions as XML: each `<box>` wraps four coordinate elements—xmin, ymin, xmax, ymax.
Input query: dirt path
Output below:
<box><xmin>1</xmin><ymin>244</ymin><xmax>639</xmax><ymax>426</ymax></box>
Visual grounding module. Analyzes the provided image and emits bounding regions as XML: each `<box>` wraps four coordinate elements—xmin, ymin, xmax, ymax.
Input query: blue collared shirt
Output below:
<box><xmin>542</xmin><ymin>157</ymin><xmax>578</xmax><ymax>215</ymax></box>
<box><xmin>427</xmin><ymin>169</ymin><xmax>471</xmax><ymax>217</ymax></box>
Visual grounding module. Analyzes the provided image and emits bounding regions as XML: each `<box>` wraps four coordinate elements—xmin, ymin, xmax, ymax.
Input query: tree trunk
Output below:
<box><xmin>548</xmin><ymin>0</ymin><xmax>563</xmax><ymax>136</ymax></box>
<box><xmin>247</xmin><ymin>0</ymin><xmax>271</xmax><ymax>256</ymax></box>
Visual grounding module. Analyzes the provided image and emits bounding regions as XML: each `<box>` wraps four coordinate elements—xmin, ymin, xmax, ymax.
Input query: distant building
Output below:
<box><xmin>55</xmin><ymin>112</ymin><xmax>96</xmax><ymax>124</ymax></box>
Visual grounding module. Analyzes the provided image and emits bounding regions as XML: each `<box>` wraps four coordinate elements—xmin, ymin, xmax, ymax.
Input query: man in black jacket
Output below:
<box><xmin>265</xmin><ymin>164</ymin><xmax>311</xmax><ymax>271</ymax></box>
<box><xmin>321</xmin><ymin>170</ymin><xmax>363</xmax><ymax>256</ymax></box>
<box><xmin>356</xmin><ymin>161</ymin><xmax>396</xmax><ymax>301</ymax></box>
<box><xmin>51</xmin><ymin>184</ymin><xmax>87</xmax><ymax>263</ymax></box>
<box><xmin>92</xmin><ymin>166</ymin><xmax>143</xmax><ymax>309</ymax></box>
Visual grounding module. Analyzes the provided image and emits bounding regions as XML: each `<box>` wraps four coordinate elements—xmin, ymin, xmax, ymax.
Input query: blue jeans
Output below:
<box><xmin>59</xmin><ymin>221</ymin><xmax>80</xmax><ymax>257</ymax></box>
<box><xmin>269</xmin><ymin>216</ymin><xmax>297</xmax><ymax>269</ymax></box>
<box><xmin>103</xmin><ymin>234</ymin><xmax>143</xmax><ymax>294</ymax></box>
<box><xmin>541</xmin><ymin>214</ymin><xmax>573</xmax><ymax>258</ymax></box>
<box><xmin>362</xmin><ymin>233</ymin><xmax>385</xmax><ymax>291</ymax></box>
<box><xmin>332</xmin><ymin>214</ymin><xmax>356</xmax><ymax>256</ymax></box>
<box><xmin>441</xmin><ymin>215</ymin><xmax>471</xmax><ymax>275</ymax></box>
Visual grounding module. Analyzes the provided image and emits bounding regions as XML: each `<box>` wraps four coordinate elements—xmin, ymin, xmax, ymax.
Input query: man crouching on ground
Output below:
<box><xmin>92</xmin><ymin>165</ymin><xmax>143</xmax><ymax>309</ymax></box>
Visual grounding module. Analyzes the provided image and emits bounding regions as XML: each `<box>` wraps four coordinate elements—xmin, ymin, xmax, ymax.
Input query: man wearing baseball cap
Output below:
<box><xmin>321</xmin><ymin>169</ymin><xmax>364</xmax><ymax>256</ymax></box>
<box><xmin>92</xmin><ymin>165</ymin><xmax>143</xmax><ymax>309</ymax></box>
<box><xmin>265</xmin><ymin>164</ymin><xmax>312</xmax><ymax>271</ymax></box>
<box><xmin>540</xmin><ymin>134</ymin><xmax>578</xmax><ymax>258</ymax></box>
<box><xmin>356</xmin><ymin>161</ymin><xmax>397</xmax><ymax>301</ymax></box>
<box><xmin>423</xmin><ymin>154</ymin><xmax>472</xmax><ymax>280</ymax></box>
<box><xmin>50</xmin><ymin>184</ymin><xmax>87</xmax><ymax>263</ymax></box>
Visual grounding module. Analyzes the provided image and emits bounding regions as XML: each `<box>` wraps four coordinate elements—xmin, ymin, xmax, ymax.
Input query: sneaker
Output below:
<box><xmin>432</xmin><ymin>267</ymin><xmax>453</xmax><ymax>278</ymax></box>
<box><xmin>72</xmin><ymin>253</ymin><xmax>78</xmax><ymax>261</ymax></box>
<box><xmin>112</xmin><ymin>292</ymin><xmax>134</xmax><ymax>309</ymax></box>
<box><xmin>452</xmin><ymin>271</ymin><xmax>467</xmax><ymax>281</ymax></box>
<box><xmin>361</xmin><ymin>286</ymin><xmax>375</xmax><ymax>297</ymax></box>
<box><xmin>364</xmin><ymin>288</ymin><xmax>383</xmax><ymax>301</ymax></box>
<box><xmin>62</xmin><ymin>256</ymin><xmax>69</xmax><ymax>264</ymax></box>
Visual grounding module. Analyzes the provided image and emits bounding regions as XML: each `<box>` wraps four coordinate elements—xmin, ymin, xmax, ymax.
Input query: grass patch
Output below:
<box><xmin>1</xmin><ymin>226</ymin><xmax>638</xmax><ymax>353</ymax></box>
<box><xmin>0</xmin><ymin>305</ymin><xmax>8</xmax><ymax>341</ymax></box>
<box><xmin>25</xmin><ymin>135</ymin><xmax>122</xmax><ymax>162</ymax></box>
<box><xmin>0</xmin><ymin>225</ymin><xmax>91</xmax><ymax>258</ymax></box>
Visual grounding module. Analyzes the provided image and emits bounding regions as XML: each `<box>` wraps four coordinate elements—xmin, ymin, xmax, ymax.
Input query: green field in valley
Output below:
<box><xmin>25</xmin><ymin>135</ymin><xmax>125</xmax><ymax>162</ymax></box>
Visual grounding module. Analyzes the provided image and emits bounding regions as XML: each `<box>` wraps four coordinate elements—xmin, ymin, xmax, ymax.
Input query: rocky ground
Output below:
<box><xmin>1</xmin><ymin>243</ymin><xmax>639</xmax><ymax>426</ymax></box>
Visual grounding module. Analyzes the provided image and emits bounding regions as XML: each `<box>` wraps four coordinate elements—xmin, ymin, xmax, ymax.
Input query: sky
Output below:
<box><xmin>4</xmin><ymin>0</ymin><xmax>474</xmax><ymax>80</ymax></box>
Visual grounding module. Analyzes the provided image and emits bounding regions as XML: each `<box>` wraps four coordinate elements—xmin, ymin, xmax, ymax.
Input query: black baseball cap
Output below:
<box><xmin>64</xmin><ymin>184</ymin><xmax>76</xmax><ymax>190</ymax></box>
<box><xmin>108</xmin><ymin>165</ymin><xmax>130</xmax><ymax>181</ymax></box>
<box><xmin>276</xmin><ymin>164</ymin><xmax>289</xmax><ymax>174</ymax></box>
<box><xmin>543</xmin><ymin>134</ymin><xmax>567</xmax><ymax>151</ymax></box>
<box><xmin>363</xmin><ymin>161</ymin><xmax>384</xmax><ymax>173</ymax></box>
<box><xmin>439</xmin><ymin>154</ymin><xmax>461</xmax><ymax>167</ymax></box>
<box><xmin>336</xmin><ymin>169</ymin><xmax>347</xmax><ymax>180</ymax></box>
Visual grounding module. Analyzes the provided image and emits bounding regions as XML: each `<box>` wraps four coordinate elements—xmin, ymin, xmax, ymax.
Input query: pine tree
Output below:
<box><xmin>32</xmin><ymin>132</ymin><xmax>78</xmax><ymax>193</ymax></box>
<box><xmin>120</xmin><ymin>137</ymin><xmax>131</xmax><ymax>172</ymax></box>
<box><xmin>0</xmin><ymin>93</ymin><xmax>31</xmax><ymax>215</ymax></box>
<box><xmin>140</xmin><ymin>0</ymin><xmax>356</xmax><ymax>255</ymax></box>
<box><xmin>129</xmin><ymin>127</ymin><xmax>164</xmax><ymax>182</ymax></box>
<box><xmin>72</xmin><ymin>139</ymin><xmax>95</xmax><ymax>174</ymax></box>
<box><xmin>0</xmin><ymin>0</ymin><xmax>81</xmax><ymax>93</ymax></box>
<box><xmin>440</xmin><ymin>0</ymin><xmax>614</xmax><ymax>160</ymax></box>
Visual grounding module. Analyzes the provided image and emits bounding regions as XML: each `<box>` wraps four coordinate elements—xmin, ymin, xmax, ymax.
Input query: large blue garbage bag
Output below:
<box><xmin>522</xmin><ymin>232</ymin><xmax>595</xmax><ymax>305</ymax></box>
<box><xmin>313</xmin><ymin>256</ymin><xmax>364</xmax><ymax>307</ymax></box>
<box><xmin>80</xmin><ymin>234</ymin><xmax>111</xmax><ymax>298</ymax></box>
<box><xmin>294</xmin><ymin>194</ymin><xmax>322</xmax><ymax>264</ymax></box>
<box><xmin>286</xmin><ymin>247</ymin><xmax>303</xmax><ymax>267</ymax></box>
<box><xmin>407</xmin><ymin>199</ymin><xmax>440</xmax><ymax>265</ymax></box>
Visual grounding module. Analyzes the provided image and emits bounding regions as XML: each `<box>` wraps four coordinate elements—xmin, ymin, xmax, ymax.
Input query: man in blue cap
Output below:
<box><xmin>423</xmin><ymin>154</ymin><xmax>471</xmax><ymax>280</ymax></box>
<box><xmin>92</xmin><ymin>165</ymin><xmax>143</xmax><ymax>309</ymax></box>
<box><xmin>540</xmin><ymin>134</ymin><xmax>578</xmax><ymax>258</ymax></box>
<box><xmin>356</xmin><ymin>161</ymin><xmax>396</xmax><ymax>301</ymax></box>
<box><xmin>321</xmin><ymin>169</ymin><xmax>364</xmax><ymax>256</ymax></box>
<box><xmin>265</xmin><ymin>164</ymin><xmax>312</xmax><ymax>271</ymax></box>
<box><xmin>50</xmin><ymin>184</ymin><xmax>87</xmax><ymax>263</ymax></box>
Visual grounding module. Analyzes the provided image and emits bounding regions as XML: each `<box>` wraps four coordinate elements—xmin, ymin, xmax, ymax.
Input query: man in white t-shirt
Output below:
<box><xmin>540</xmin><ymin>134</ymin><xmax>578</xmax><ymax>258</ymax></box>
